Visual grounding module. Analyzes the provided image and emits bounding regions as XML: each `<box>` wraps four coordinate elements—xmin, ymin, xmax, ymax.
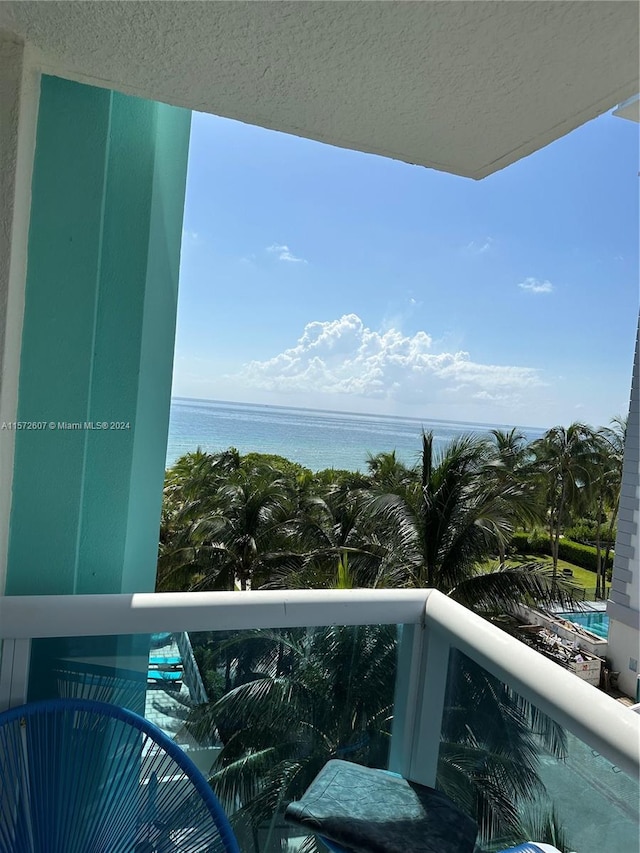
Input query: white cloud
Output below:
<box><xmin>267</xmin><ymin>244</ymin><xmax>308</xmax><ymax>263</ymax></box>
<box><xmin>234</xmin><ymin>314</ymin><xmax>544</xmax><ymax>409</ymax></box>
<box><xmin>466</xmin><ymin>237</ymin><xmax>493</xmax><ymax>254</ymax></box>
<box><xmin>518</xmin><ymin>277</ymin><xmax>554</xmax><ymax>294</ymax></box>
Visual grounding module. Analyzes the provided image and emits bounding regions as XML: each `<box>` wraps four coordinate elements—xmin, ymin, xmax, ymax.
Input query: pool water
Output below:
<box><xmin>559</xmin><ymin>610</ymin><xmax>609</xmax><ymax>639</ymax></box>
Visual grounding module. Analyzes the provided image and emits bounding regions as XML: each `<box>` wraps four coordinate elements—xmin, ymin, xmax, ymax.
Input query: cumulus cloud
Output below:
<box><xmin>267</xmin><ymin>244</ymin><xmax>307</xmax><ymax>263</ymax></box>
<box><xmin>235</xmin><ymin>314</ymin><xmax>543</xmax><ymax>408</ymax></box>
<box><xmin>518</xmin><ymin>277</ymin><xmax>554</xmax><ymax>294</ymax></box>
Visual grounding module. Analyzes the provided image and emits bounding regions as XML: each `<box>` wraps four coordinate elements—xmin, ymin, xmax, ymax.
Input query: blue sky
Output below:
<box><xmin>173</xmin><ymin>107</ymin><xmax>638</xmax><ymax>429</ymax></box>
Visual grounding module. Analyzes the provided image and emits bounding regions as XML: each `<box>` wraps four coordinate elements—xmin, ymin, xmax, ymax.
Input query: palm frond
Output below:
<box><xmin>449</xmin><ymin>562</ymin><xmax>576</xmax><ymax>612</ymax></box>
<box><xmin>516</xmin><ymin>801</ymin><xmax>573</xmax><ymax>853</ymax></box>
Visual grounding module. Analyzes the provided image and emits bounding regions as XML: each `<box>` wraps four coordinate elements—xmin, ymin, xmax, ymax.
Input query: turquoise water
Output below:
<box><xmin>559</xmin><ymin>610</ymin><xmax>610</xmax><ymax>639</ymax></box>
<box><xmin>166</xmin><ymin>398</ymin><xmax>545</xmax><ymax>472</ymax></box>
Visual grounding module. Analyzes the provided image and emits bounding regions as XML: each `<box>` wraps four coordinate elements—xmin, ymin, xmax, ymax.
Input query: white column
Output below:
<box><xmin>0</xmin><ymin>34</ymin><xmax>39</xmax><ymax>594</ymax></box>
<box><xmin>607</xmin><ymin>317</ymin><xmax>640</xmax><ymax>699</ymax></box>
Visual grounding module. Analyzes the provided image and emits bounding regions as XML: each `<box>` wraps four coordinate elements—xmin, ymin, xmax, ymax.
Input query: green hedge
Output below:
<box><xmin>511</xmin><ymin>531</ymin><xmax>550</xmax><ymax>555</ymax></box>
<box><xmin>565</xmin><ymin>521</ymin><xmax>616</xmax><ymax>545</ymax></box>
<box><xmin>511</xmin><ymin>531</ymin><xmax>530</xmax><ymax>552</ymax></box>
<box><xmin>510</xmin><ymin>531</ymin><xmax>613</xmax><ymax>574</ymax></box>
<box><xmin>557</xmin><ymin>539</ymin><xmax>613</xmax><ymax>573</ymax></box>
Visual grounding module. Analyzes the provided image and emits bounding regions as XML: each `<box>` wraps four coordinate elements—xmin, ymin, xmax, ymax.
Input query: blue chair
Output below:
<box><xmin>0</xmin><ymin>697</ymin><xmax>240</xmax><ymax>853</ymax></box>
<box><xmin>54</xmin><ymin>661</ymin><xmax>148</xmax><ymax>711</ymax></box>
<box><xmin>497</xmin><ymin>846</ymin><xmax>564</xmax><ymax>853</ymax></box>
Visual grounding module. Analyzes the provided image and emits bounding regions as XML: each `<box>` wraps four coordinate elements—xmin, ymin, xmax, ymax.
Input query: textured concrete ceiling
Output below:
<box><xmin>1</xmin><ymin>1</ymin><xmax>638</xmax><ymax>179</ymax></box>
<box><xmin>613</xmin><ymin>94</ymin><xmax>640</xmax><ymax>123</ymax></box>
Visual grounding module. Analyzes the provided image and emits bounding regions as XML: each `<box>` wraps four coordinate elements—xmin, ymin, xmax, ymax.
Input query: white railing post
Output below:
<box><xmin>0</xmin><ymin>639</ymin><xmax>11</xmax><ymax>710</ymax></box>
<box><xmin>176</xmin><ymin>631</ymin><xmax>209</xmax><ymax>705</ymax></box>
<box><xmin>389</xmin><ymin>595</ymin><xmax>452</xmax><ymax>788</ymax></box>
<box><xmin>0</xmin><ymin>637</ymin><xmax>31</xmax><ymax>711</ymax></box>
<box><xmin>407</xmin><ymin>623</ymin><xmax>451</xmax><ymax>787</ymax></box>
<box><xmin>389</xmin><ymin>623</ymin><xmax>425</xmax><ymax>778</ymax></box>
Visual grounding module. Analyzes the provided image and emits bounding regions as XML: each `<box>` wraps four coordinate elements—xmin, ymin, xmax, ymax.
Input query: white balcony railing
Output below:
<box><xmin>1</xmin><ymin>588</ymin><xmax>638</xmax><ymax>784</ymax></box>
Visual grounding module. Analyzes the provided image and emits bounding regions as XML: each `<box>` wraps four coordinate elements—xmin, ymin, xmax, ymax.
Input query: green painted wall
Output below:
<box><xmin>5</xmin><ymin>75</ymin><xmax>191</xmax><ymax>596</ymax></box>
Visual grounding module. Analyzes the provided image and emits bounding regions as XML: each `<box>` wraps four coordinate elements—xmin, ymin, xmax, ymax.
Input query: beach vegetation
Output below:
<box><xmin>158</xmin><ymin>417</ymin><xmax>620</xmax><ymax>852</ymax></box>
<box><xmin>159</xmin><ymin>418</ymin><xmax>621</xmax><ymax>602</ymax></box>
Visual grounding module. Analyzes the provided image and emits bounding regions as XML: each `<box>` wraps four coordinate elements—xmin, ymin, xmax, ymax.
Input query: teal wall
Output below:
<box><xmin>5</xmin><ymin>76</ymin><xmax>191</xmax><ymax>596</ymax></box>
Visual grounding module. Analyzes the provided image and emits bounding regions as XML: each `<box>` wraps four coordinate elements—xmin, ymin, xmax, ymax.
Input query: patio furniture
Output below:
<box><xmin>0</xmin><ymin>697</ymin><xmax>239</xmax><ymax>853</ymax></box>
<box><xmin>151</xmin><ymin>632</ymin><xmax>174</xmax><ymax>648</ymax></box>
<box><xmin>149</xmin><ymin>656</ymin><xmax>183</xmax><ymax>667</ymax></box>
<box><xmin>284</xmin><ymin>759</ymin><xmax>477</xmax><ymax>853</ymax></box>
<box><xmin>147</xmin><ymin>668</ymin><xmax>183</xmax><ymax>682</ymax></box>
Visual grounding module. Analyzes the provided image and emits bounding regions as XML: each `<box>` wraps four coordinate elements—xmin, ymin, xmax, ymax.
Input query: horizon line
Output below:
<box><xmin>170</xmin><ymin>394</ymin><xmax>550</xmax><ymax>434</ymax></box>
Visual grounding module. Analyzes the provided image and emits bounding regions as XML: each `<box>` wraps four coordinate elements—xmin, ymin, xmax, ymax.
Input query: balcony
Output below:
<box><xmin>1</xmin><ymin>589</ymin><xmax>638</xmax><ymax>852</ymax></box>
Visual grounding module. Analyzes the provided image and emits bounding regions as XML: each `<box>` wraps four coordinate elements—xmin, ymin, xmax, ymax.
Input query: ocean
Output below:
<box><xmin>166</xmin><ymin>398</ymin><xmax>545</xmax><ymax>472</ymax></box>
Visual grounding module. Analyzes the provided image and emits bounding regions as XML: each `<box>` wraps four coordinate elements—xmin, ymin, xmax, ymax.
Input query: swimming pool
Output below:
<box><xmin>558</xmin><ymin>610</ymin><xmax>609</xmax><ymax>639</ymax></box>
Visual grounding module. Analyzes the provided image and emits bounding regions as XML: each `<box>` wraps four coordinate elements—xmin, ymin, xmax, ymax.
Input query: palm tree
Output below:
<box><xmin>366</xmin><ymin>449</ymin><xmax>414</xmax><ymax>493</ymax></box>
<box><xmin>159</xmin><ymin>453</ymin><xmax>304</xmax><ymax>591</ymax></box>
<box><xmin>439</xmin><ymin>650</ymin><xmax>567</xmax><ymax>847</ymax></box>
<box><xmin>191</xmin><ymin>624</ymin><xmax>396</xmax><ymax>848</ymax></box>
<box><xmin>366</xmin><ymin>432</ymin><xmax>570</xmax><ymax>613</ymax></box>
<box><xmin>250</xmin><ymin>456</ymin><xmax>414</xmax><ymax>592</ymax></box>
<box><xmin>158</xmin><ymin>449</ymin><xmax>243</xmax><ymax>591</ymax></box>
<box><xmin>529</xmin><ymin>423</ymin><xmax>599</xmax><ymax>590</ymax></box>
<box><xmin>179</xmin><ymin>436</ymin><xmax>570</xmax><ymax>847</ymax></box>
<box><xmin>192</xmin><ymin>467</ymin><xmax>301</xmax><ymax>590</ymax></box>
<box><xmin>487</xmin><ymin>428</ymin><xmax>543</xmax><ymax>567</ymax></box>
<box><xmin>190</xmin><ymin>626</ymin><xmax>566</xmax><ymax>849</ymax></box>
<box><xmin>591</xmin><ymin>417</ymin><xmax>626</xmax><ymax>598</ymax></box>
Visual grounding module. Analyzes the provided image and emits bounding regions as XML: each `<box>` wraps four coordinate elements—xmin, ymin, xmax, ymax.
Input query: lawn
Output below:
<box><xmin>477</xmin><ymin>554</ymin><xmax>604</xmax><ymax>593</ymax></box>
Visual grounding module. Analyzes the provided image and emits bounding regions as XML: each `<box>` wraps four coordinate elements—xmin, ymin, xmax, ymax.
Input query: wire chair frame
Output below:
<box><xmin>0</xmin><ymin>697</ymin><xmax>240</xmax><ymax>853</ymax></box>
<box><xmin>54</xmin><ymin>662</ymin><xmax>148</xmax><ymax>711</ymax></box>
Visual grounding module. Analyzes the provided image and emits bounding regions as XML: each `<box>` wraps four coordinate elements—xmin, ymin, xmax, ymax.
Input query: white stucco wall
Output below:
<box><xmin>0</xmin><ymin>33</ymin><xmax>39</xmax><ymax>594</ymax></box>
<box><xmin>608</xmin><ymin>620</ymin><xmax>639</xmax><ymax>701</ymax></box>
<box><xmin>607</xmin><ymin>320</ymin><xmax>640</xmax><ymax>699</ymax></box>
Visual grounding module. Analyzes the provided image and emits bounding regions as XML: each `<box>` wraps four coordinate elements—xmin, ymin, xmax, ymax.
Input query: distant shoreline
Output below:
<box><xmin>170</xmin><ymin>395</ymin><xmax>547</xmax><ymax>434</ymax></box>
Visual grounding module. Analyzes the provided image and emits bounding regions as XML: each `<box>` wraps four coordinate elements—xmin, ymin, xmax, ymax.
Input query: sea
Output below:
<box><xmin>166</xmin><ymin>398</ymin><xmax>546</xmax><ymax>472</ymax></box>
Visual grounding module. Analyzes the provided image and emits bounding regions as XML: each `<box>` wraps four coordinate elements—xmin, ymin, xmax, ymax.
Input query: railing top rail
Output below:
<box><xmin>0</xmin><ymin>589</ymin><xmax>430</xmax><ymax>639</ymax></box>
<box><xmin>1</xmin><ymin>588</ymin><xmax>637</xmax><ymax>779</ymax></box>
